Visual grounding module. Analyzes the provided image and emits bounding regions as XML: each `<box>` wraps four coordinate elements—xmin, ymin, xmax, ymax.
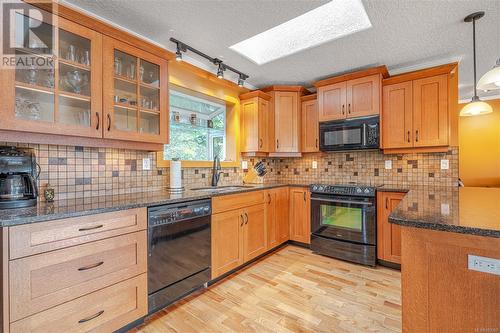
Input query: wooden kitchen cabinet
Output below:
<box><xmin>381</xmin><ymin>63</ymin><xmax>458</xmax><ymax>153</ymax></box>
<box><xmin>266</xmin><ymin>187</ymin><xmax>290</xmax><ymax>249</ymax></box>
<box><xmin>315</xmin><ymin>68</ymin><xmax>386</xmax><ymax>122</ymax></box>
<box><xmin>0</xmin><ymin>14</ymin><xmax>103</xmax><ymax>138</ymax></box>
<box><xmin>102</xmin><ymin>36</ymin><xmax>169</xmax><ymax>144</ymax></box>
<box><xmin>240</xmin><ymin>91</ymin><xmax>272</xmax><ymax>154</ymax></box>
<box><xmin>376</xmin><ymin>191</ymin><xmax>405</xmax><ymax>264</ymax></box>
<box><xmin>211</xmin><ymin>202</ymin><xmax>267</xmax><ymax>278</ymax></box>
<box><xmin>289</xmin><ymin>187</ymin><xmax>311</xmax><ymax>244</ymax></box>
<box><xmin>301</xmin><ymin>95</ymin><xmax>319</xmax><ymax>152</ymax></box>
<box><xmin>262</xmin><ymin>86</ymin><xmax>308</xmax><ymax>155</ymax></box>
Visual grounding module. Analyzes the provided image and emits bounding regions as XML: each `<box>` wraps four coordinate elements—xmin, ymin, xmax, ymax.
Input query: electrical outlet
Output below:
<box><xmin>142</xmin><ymin>158</ymin><xmax>151</xmax><ymax>170</ymax></box>
<box><xmin>241</xmin><ymin>161</ymin><xmax>248</xmax><ymax>170</ymax></box>
<box><xmin>384</xmin><ymin>160</ymin><xmax>392</xmax><ymax>170</ymax></box>
<box><xmin>440</xmin><ymin>159</ymin><xmax>449</xmax><ymax>170</ymax></box>
<box><xmin>312</xmin><ymin>161</ymin><xmax>318</xmax><ymax>169</ymax></box>
<box><xmin>440</xmin><ymin>203</ymin><xmax>450</xmax><ymax>215</ymax></box>
<box><xmin>468</xmin><ymin>255</ymin><xmax>500</xmax><ymax>276</ymax></box>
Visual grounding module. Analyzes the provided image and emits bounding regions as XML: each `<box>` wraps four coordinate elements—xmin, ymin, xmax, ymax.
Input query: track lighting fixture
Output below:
<box><xmin>170</xmin><ymin>38</ymin><xmax>249</xmax><ymax>87</ymax></box>
<box><xmin>238</xmin><ymin>75</ymin><xmax>245</xmax><ymax>87</ymax></box>
<box><xmin>216</xmin><ymin>62</ymin><xmax>225</xmax><ymax>79</ymax></box>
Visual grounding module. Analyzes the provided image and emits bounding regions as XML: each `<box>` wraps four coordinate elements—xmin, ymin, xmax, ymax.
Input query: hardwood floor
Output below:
<box><xmin>131</xmin><ymin>246</ymin><xmax>401</xmax><ymax>333</ymax></box>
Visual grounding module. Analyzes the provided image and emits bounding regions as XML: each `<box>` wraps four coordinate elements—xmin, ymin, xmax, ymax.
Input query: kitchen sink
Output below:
<box><xmin>190</xmin><ymin>185</ymin><xmax>254</xmax><ymax>192</ymax></box>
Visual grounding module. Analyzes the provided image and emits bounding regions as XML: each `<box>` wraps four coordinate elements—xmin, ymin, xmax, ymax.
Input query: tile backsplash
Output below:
<box><xmin>2</xmin><ymin>142</ymin><xmax>458</xmax><ymax>201</ymax></box>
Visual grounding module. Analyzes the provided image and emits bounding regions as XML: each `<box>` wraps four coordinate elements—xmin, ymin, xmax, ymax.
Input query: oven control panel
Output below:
<box><xmin>310</xmin><ymin>184</ymin><xmax>375</xmax><ymax>197</ymax></box>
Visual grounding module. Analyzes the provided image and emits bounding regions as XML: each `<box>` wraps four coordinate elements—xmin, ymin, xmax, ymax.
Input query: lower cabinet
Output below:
<box><xmin>266</xmin><ymin>187</ymin><xmax>290</xmax><ymax>249</ymax></box>
<box><xmin>289</xmin><ymin>187</ymin><xmax>311</xmax><ymax>244</ymax></box>
<box><xmin>376</xmin><ymin>191</ymin><xmax>405</xmax><ymax>264</ymax></box>
<box><xmin>211</xmin><ymin>203</ymin><xmax>266</xmax><ymax>279</ymax></box>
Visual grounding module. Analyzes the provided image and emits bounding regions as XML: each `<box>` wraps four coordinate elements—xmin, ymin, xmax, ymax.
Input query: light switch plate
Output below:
<box><xmin>440</xmin><ymin>203</ymin><xmax>450</xmax><ymax>215</ymax></box>
<box><xmin>312</xmin><ymin>161</ymin><xmax>318</xmax><ymax>169</ymax></box>
<box><xmin>142</xmin><ymin>158</ymin><xmax>151</xmax><ymax>170</ymax></box>
<box><xmin>468</xmin><ymin>255</ymin><xmax>500</xmax><ymax>276</ymax></box>
<box><xmin>384</xmin><ymin>160</ymin><xmax>392</xmax><ymax>170</ymax></box>
<box><xmin>440</xmin><ymin>159</ymin><xmax>449</xmax><ymax>170</ymax></box>
<box><xmin>241</xmin><ymin>161</ymin><xmax>248</xmax><ymax>170</ymax></box>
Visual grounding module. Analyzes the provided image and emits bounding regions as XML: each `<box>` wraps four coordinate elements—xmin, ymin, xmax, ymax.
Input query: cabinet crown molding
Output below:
<box><xmin>382</xmin><ymin>62</ymin><xmax>458</xmax><ymax>86</ymax></box>
<box><xmin>240</xmin><ymin>90</ymin><xmax>272</xmax><ymax>101</ymax></box>
<box><xmin>314</xmin><ymin>66</ymin><xmax>389</xmax><ymax>88</ymax></box>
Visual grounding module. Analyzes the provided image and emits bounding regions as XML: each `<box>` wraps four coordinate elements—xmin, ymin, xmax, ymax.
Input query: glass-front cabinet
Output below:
<box><xmin>102</xmin><ymin>36</ymin><xmax>169</xmax><ymax>144</ymax></box>
<box><xmin>0</xmin><ymin>9</ymin><xmax>102</xmax><ymax>138</ymax></box>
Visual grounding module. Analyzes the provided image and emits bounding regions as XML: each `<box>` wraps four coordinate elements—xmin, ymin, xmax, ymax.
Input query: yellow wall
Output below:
<box><xmin>157</xmin><ymin>60</ymin><xmax>249</xmax><ymax>168</ymax></box>
<box><xmin>459</xmin><ymin>98</ymin><xmax>500</xmax><ymax>187</ymax></box>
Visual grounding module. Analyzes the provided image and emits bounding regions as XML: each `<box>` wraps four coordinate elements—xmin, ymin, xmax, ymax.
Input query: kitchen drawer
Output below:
<box><xmin>10</xmin><ymin>274</ymin><xmax>147</xmax><ymax>333</ymax></box>
<box><xmin>9</xmin><ymin>208</ymin><xmax>147</xmax><ymax>259</ymax></box>
<box><xmin>212</xmin><ymin>190</ymin><xmax>265</xmax><ymax>214</ymax></box>
<box><xmin>10</xmin><ymin>231</ymin><xmax>146</xmax><ymax>321</ymax></box>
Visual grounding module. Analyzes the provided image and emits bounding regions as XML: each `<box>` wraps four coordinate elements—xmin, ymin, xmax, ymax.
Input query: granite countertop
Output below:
<box><xmin>0</xmin><ymin>184</ymin><xmax>288</xmax><ymax>227</ymax></box>
<box><xmin>389</xmin><ymin>187</ymin><xmax>500</xmax><ymax>238</ymax></box>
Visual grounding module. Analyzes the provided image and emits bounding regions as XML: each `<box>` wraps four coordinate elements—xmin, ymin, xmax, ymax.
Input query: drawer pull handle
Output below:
<box><xmin>78</xmin><ymin>261</ymin><xmax>104</xmax><ymax>271</ymax></box>
<box><xmin>95</xmin><ymin>112</ymin><xmax>100</xmax><ymax>130</ymax></box>
<box><xmin>78</xmin><ymin>310</ymin><xmax>104</xmax><ymax>323</ymax></box>
<box><xmin>78</xmin><ymin>224</ymin><xmax>104</xmax><ymax>232</ymax></box>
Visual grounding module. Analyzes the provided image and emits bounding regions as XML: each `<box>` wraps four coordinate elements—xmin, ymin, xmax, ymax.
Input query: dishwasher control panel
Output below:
<box><xmin>148</xmin><ymin>200</ymin><xmax>211</xmax><ymax>226</ymax></box>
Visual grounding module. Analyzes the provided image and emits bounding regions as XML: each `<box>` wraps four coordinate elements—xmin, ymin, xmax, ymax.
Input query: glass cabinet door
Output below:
<box><xmin>0</xmin><ymin>6</ymin><xmax>102</xmax><ymax>138</ymax></box>
<box><xmin>103</xmin><ymin>36</ymin><xmax>168</xmax><ymax>144</ymax></box>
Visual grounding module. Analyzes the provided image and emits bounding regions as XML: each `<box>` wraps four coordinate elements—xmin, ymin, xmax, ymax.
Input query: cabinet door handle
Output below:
<box><xmin>348</xmin><ymin>103</ymin><xmax>351</xmax><ymax>114</ymax></box>
<box><xmin>78</xmin><ymin>261</ymin><xmax>104</xmax><ymax>271</ymax></box>
<box><xmin>95</xmin><ymin>112</ymin><xmax>100</xmax><ymax>130</ymax></box>
<box><xmin>268</xmin><ymin>193</ymin><xmax>271</xmax><ymax>204</ymax></box>
<box><xmin>386</xmin><ymin>197</ymin><xmax>389</xmax><ymax>209</ymax></box>
<box><xmin>342</xmin><ymin>104</ymin><xmax>345</xmax><ymax>115</ymax></box>
<box><xmin>407</xmin><ymin>130</ymin><xmax>411</xmax><ymax>143</ymax></box>
<box><xmin>244</xmin><ymin>213</ymin><xmax>249</xmax><ymax>224</ymax></box>
<box><xmin>276</xmin><ymin>139</ymin><xmax>279</xmax><ymax>149</ymax></box>
<box><xmin>315</xmin><ymin>138</ymin><xmax>318</xmax><ymax>148</ymax></box>
<box><xmin>259</xmin><ymin>138</ymin><xmax>263</xmax><ymax>148</ymax></box>
<box><xmin>78</xmin><ymin>310</ymin><xmax>104</xmax><ymax>324</ymax></box>
<box><xmin>303</xmin><ymin>192</ymin><xmax>306</xmax><ymax>201</ymax></box>
<box><xmin>240</xmin><ymin>214</ymin><xmax>244</xmax><ymax>226</ymax></box>
<box><xmin>415</xmin><ymin>130</ymin><xmax>419</xmax><ymax>142</ymax></box>
<box><xmin>78</xmin><ymin>224</ymin><xmax>103</xmax><ymax>232</ymax></box>
<box><xmin>107</xmin><ymin>114</ymin><xmax>111</xmax><ymax>131</ymax></box>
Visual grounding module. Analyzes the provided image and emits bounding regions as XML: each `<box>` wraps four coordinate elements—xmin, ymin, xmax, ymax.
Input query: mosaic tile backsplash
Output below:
<box><xmin>2</xmin><ymin>142</ymin><xmax>458</xmax><ymax>201</ymax></box>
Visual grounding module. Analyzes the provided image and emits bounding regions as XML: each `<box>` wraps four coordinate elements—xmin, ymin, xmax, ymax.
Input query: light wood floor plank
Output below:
<box><xmin>131</xmin><ymin>246</ymin><xmax>401</xmax><ymax>333</ymax></box>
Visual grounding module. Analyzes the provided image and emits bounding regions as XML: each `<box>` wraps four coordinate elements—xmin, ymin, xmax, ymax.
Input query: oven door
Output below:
<box><xmin>311</xmin><ymin>194</ymin><xmax>376</xmax><ymax>245</ymax></box>
<box><xmin>319</xmin><ymin>122</ymin><xmax>364</xmax><ymax>151</ymax></box>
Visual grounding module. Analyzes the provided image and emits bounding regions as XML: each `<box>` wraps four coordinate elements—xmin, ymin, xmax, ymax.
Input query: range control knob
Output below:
<box><xmin>364</xmin><ymin>188</ymin><xmax>370</xmax><ymax>194</ymax></box>
<box><xmin>356</xmin><ymin>188</ymin><xmax>362</xmax><ymax>194</ymax></box>
<box><xmin>312</xmin><ymin>185</ymin><xmax>318</xmax><ymax>192</ymax></box>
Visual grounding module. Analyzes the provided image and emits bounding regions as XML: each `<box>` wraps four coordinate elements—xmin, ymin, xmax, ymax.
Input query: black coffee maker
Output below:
<box><xmin>0</xmin><ymin>146</ymin><xmax>39</xmax><ymax>209</ymax></box>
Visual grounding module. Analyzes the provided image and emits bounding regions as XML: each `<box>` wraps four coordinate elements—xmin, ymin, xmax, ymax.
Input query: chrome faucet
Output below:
<box><xmin>211</xmin><ymin>156</ymin><xmax>222</xmax><ymax>186</ymax></box>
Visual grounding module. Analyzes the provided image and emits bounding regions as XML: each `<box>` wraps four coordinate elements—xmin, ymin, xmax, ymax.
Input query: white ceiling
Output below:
<box><xmin>63</xmin><ymin>0</ymin><xmax>500</xmax><ymax>101</ymax></box>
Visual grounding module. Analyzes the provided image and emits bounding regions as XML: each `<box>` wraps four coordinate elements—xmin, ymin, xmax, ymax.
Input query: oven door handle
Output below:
<box><xmin>310</xmin><ymin>197</ymin><xmax>373</xmax><ymax>206</ymax></box>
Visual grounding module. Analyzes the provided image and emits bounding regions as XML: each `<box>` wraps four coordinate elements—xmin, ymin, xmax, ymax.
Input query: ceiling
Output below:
<box><xmin>63</xmin><ymin>0</ymin><xmax>500</xmax><ymax>101</ymax></box>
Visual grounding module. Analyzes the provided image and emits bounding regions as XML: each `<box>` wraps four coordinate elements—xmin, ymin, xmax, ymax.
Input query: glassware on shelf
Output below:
<box><xmin>81</xmin><ymin>50</ymin><xmax>90</xmax><ymax>66</ymax></box>
<box><xmin>139</xmin><ymin>65</ymin><xmax>145</xmax><ymax>81</ymax></box>
<box><xmin>114</xmin><ymin>57</ymin><xmax>123</xmax><ymax>76</ymax></box>
<box><xmin>66</xmin><ymin>70</ymin><xmax>83</xmax><ymax>94</ymax></box>
<box><xmin>26</xmin><ymin>65</ymin><xmax>38</xmax><ymax>85</ymax></box>
<box><xmin>127</xmin><ymin>62</ymin><xmax>136</xmax><ymax>80</ymax></box>
<box><xmin>67</xmin><ymin>45</ymin><xmax>76</xmax><ymax>62</ymax></box>
<box><xmin>46</xmin><ymin>68</ymin><xmax>55</xmax><ymax>88</ymax></box>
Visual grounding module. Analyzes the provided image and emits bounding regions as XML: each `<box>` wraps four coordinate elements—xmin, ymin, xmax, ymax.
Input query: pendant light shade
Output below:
<box><xmin>477</xmin><ymin>58</ymin><xmax>500</xmax><ymax>91</ymax></box>
<box><xmin>460</xmin><ymin>96</ymin><xmax>493</xmax><ymax>116</ymax></box>
<box><xmin>462</xmin><ymin>11</ymin><xmax>493</xmax><ymax>117</ymax></box>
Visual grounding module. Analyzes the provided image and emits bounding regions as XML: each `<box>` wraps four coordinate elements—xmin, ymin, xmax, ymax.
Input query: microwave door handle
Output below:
<box><xmin>310</xmin><ymin>197</ymin><xmax>373</xmax><ymax>206</ymax></box>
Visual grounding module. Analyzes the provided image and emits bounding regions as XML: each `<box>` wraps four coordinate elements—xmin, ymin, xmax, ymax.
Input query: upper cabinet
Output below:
<box><xmin>103</xmin><ymin>36</ymin><xmax>169</xmax><ymax>144</ymax></box>
<box><xmin>240</xmin><ymin>91</ymin><xmax>272</xmax><ymax>154</ymax></box>
<box><xmin>263</xmin><ymin>86</ymin><xmax>308</xmax><ymax>155</ymax></box>
<box><xmin>0</xmin><ymin>16</ymin><xmax>103</xmax><ymax>138</ymax></box>
<box><xmin>0</xmin><ymin>4</ymin><xmax>169</xmax><ymax>149</ymax></box>
<box><xmin>381</xmin><ymin>63</ymin><xmax>458</xmax><ymax>153</ymax></box>
<box><xmin>315</xmin><ymin>67</ymin><xmax>387</xmax><ymax>122</ymax></box>
<box><xmin>301</xmin><ymin>94</ymin><xmax>319</xmax><ymax>153</ymax></box>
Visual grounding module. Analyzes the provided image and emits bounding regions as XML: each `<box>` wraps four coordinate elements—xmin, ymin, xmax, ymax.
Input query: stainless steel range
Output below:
<box><xmin>310</xmin><ymin>184</ymin><xmax>376</xmax><ymax>266</ymax></box>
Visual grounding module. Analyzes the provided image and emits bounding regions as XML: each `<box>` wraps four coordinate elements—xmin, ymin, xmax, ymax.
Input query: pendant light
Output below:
<box><xmin>461</xmin><ymin>11</ymin><xmax>493</xmax><ymax>117</ymax></box>
<box><xmin>477</xmin><ymin>58</ymin><xmax>500</xmax><ymax>91</ymax></box>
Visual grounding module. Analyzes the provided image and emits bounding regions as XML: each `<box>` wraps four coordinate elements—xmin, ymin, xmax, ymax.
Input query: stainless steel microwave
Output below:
<box><xmin>319</xmin><ymin>115</ymin><xmax>380</xmax><ymax>152</ymax></box>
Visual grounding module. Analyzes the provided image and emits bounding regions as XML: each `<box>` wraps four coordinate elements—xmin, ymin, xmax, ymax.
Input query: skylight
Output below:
<box><xmin>229</xmin><ymin>0</ymin><xmax>372</xmax><ymax>65</ymax></box>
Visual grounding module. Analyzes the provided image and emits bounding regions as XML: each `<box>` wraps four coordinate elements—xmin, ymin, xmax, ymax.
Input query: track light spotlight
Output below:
<box><xmin>238</xmin><ymin>75</ymin><xmax>245</xmax><ymax>87</ymax></box>
<box><xmin>175</xmin><ymin>43</ymin><xmax>183</xmax><ymax>62</ymax></box>
<box><xmin>217</xmin><ymin>62</ymin><xmax>224</xmax><ymax>79</ymax></box>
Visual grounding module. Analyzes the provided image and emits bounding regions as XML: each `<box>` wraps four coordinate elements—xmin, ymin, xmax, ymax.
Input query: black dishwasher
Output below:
<box><xmin>147</xmin><ymin>199</ymin><xmax>211</xmax><ymax>313</ymax></box>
